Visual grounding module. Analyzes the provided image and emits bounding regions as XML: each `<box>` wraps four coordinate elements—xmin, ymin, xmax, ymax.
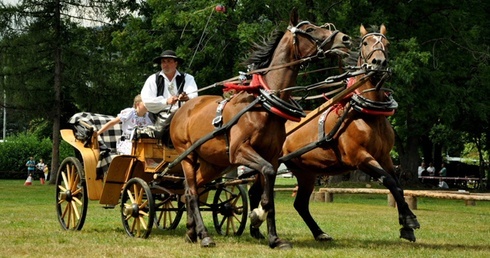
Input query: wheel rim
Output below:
<box><xmin>212</xmin><ymin>184</ymin><xmax>248</xmax><ymax>236</ymax></box>
<box><xmin>154</xmin><ymin>194</ymin><xmax>184</xmax><ymax>230</ymax></box>
<box><xmin>56</xmin><ymin>157</ymin><xmax>88</xmax><ymax>231</ymax></box>
<box><xmin>121</xmin><ymin>178</ymin><xmax>154</xmax><ymax>238</ymax></box>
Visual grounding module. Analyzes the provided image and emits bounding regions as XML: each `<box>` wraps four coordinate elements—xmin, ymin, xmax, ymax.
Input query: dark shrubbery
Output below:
<box><xmin>0</xmin><ymin>133</ymin><xmax>75</xmax><ymax>179</ymax></box>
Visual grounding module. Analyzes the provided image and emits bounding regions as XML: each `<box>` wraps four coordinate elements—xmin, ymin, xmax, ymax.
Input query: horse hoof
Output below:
<box><xmin>270</xmin><ymin>239</ymin><xmax>293</xmax><ymax>250</ymax></box>
<box><xmin>200</xmin><ymin>237</ymin><xmax>216</xmax><ymax>248</ymax></box>
<box><xmin>406</xmin><ymin>216</ymin><xmax>420</xmax><ymax>229</ymax></box>
<box><xmin>400</xmin><ymin>215</ymin><xmax>420</xmax><ymax>229</ymax></box>
<box><xmin>249</xmin><ymin>211</ymin><xmax>264</xmax><ymax>229</ymax></box>
<box><xmin>400</xmin><ymin>227</ymin><xmax>416</xmax><ymax>242</ymax></box>
<box><xmin>250</xmin><ymin>227</ymin><xmax>265</xmax><ymax>239</ymax></box>
<box><xmin>315</xmin><ymin>233</ymin><xmax>333</xmax><ymax>241</ymax></box>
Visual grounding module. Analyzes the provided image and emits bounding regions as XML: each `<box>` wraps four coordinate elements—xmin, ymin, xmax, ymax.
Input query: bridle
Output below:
<box><xmin>288</xmin><ymin>21</ymin><xmax>343</xmax><ymax>61</ymax></box>
<box><xmin>351</xmin><ymin>31</ymin><xmax>397</xmax><ymax>114</ymax></box>
<box><xmin>359</xmin><ymin>32</ymin><xmax>389</xmax><ymax>69</ymax></box>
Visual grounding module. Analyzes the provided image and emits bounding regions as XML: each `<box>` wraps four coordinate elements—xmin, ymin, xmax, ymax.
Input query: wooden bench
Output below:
<box><xmin>313</xmin><ymin>188</ymin><xmax>490</xmax><ymax>209</ymax></box>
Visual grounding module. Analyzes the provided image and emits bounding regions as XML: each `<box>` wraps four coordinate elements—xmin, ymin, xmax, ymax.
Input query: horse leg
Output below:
<box><xmin>248</xmin><ymin>161</ymin><xmax>292</xmax><ymax>249</ymax></box>
<box><xmin>293</xmin><ymin>172</ymin><xmax>333</xmax><ymax>241</ymax></box>
<box><xmin>184</xmin><ymin>192</ymin><xmax>197</xmax><ymax>243</ymax></box>
<box><xmin>185</xmin><ymin>193</ymin><xmax>215</xmax><ymax>247</ymax></box>
<box><xmin>361</xmin><ymin>161</ymin><xmax>420</xmax><ymax>242</ymax></box>
<box><xmin>181</xmin><ymin>159</ymin><xmax>215</xmax><ymax>247</ymax></box>
<box><xmin>248</xmin><ymin>177</ymin><xmax>265</xmax><ymax>239</ymax></box>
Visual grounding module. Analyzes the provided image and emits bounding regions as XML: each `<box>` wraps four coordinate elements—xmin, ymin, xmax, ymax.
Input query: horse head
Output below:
<box><xmin>286</xmin><ymin>9</ymin><xmax>351</xmax><ymax>62</ymax></box>
<box><xmin>352</xmin><ymin>24</ymin><xmax>396</xmax><ymax>109</ymax></box>
<box><xmin>261</xmin><ymin>9</ymin><xmax>351</xmax><ymax>95</ymax></box>
<box><xmin>359</xmin><ymin>24</ymin><xmax>389</xmax><ymax>71</ymax></box>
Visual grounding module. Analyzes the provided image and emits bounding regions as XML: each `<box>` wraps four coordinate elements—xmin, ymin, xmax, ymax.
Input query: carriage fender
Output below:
<box><xmin>99</xmin><ymin>155</ymin><xmax>146</xmax><ymax>205</ymax></box>
<box><xmin>61</xmin><ymin>129</ymin><xmax>103</xmax><ymax>200</ymax></box>
<box><xmin>61</xmin><ymin>129</ymin><xmax>93</xmax><ymax>153</ymax></box>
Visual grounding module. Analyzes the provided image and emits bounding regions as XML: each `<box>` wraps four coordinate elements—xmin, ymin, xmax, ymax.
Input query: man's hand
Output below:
<box><xmin>178</xmin><ymin>92</ymin><xmax>189</xmax><ymax>101</ymax></box>
<box><xmin>167</xmin><ymin>95</ymin><xmax>179</xmax><ymax>105</ymax></box>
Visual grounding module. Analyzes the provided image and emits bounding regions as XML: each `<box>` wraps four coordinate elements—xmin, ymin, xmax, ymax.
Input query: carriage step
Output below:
<box><xmin>102</xmin><ymin>205</ymin><xmax>116</xmax><ymax>209</ymax></box>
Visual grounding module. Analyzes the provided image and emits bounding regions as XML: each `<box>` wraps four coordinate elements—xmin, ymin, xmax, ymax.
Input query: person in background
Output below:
<box><xmin>98</xmin><ymin>94</ymin><xmax>153</xmax><ymax>155</ymax></box>
<box><xmin>438</xmin><ymin>178</ymin><xmax>449</xmax><ymax>189</ymax></box>
<box><xmin>417</xmin><ymin>161</ymin><xmax>426</xmax><ymax>178</ymax></box>
<box><xmin>439</xmin><ymin>163</ymin><xmax>447</xmax><ymax>177</ymax></box>
<box><xmin>43</xmin><ymin>164</ymin><xmax>49</xmax><ymax>181</ymax></box>
<box><xmin>25</xmin><ymin>156</ymin><xmax>36</xmax><ymax>178</ymax></box>
<box><xmin>141</xmin><ymin>49</ymin><xmax>198</xmax><ymax>122</ymax></box>
<box><xmin>36</xmin><ymin>159</ymin><xmax>47</xmax><ymax>183</ymax></box>
<box><xmin>427</xmin><ymin>162</ymin><xmax>435</xmax><ymax>176</ymax></box>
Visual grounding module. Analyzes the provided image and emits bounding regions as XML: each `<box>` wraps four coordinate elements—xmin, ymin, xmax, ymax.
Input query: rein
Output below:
<box><xmin>223</xmin><ymin>74</ymin><xmax>306</xmax><ymax>122</ymax></box>
<box><xmin>185</xmin><ymin>21</ymin><xmax>348</xmax><ymax>96</ymax></box>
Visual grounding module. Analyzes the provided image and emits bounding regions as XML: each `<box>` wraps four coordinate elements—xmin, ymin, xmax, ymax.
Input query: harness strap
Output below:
<box><xmin>213</xmin><ymin>98</ymin><xmax>229</xmax><ymax>128</ymax></box>
<box><xmin>279</xmin><ymin>102</ymin><xmax>352</xmax><ymax>163</ymax></box>
<box><xmin>318</xmin><ymin>107</ymin><xmax>332</xmax><ymax>139</ymax></box>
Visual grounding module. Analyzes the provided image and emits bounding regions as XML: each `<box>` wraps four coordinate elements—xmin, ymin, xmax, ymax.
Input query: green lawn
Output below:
<box><xmin>0</xmin><ymin>179</ymin><xmax>489</xmax><ymax>258</ymax></box>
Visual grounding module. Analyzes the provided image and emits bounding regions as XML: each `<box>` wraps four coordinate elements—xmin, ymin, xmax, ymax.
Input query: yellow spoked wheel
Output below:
<box><xmin>121</xmin><ymin>178</ymin><xmax>154</xmax><ymax>238</ymax></box>
<box><xmin>212</xmin><ymin>184</ymin><xmax>248</xmax><ymax>236</ymax></box>
<box><xmin>56</xmin><ymin>157</ymin><xmax>88</xmax><ymax>230</ymax></box>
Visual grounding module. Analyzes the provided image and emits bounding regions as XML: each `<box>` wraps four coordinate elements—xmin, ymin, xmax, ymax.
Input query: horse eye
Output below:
<box><xmin>305</xmin><ymin>28</ymin><xmax>315</xmax><ymax>33</ymax></box>
<box><xmin>363</xmin><ymin>42</ymin><xmax>368</xmax><ymax>46</ymax></box>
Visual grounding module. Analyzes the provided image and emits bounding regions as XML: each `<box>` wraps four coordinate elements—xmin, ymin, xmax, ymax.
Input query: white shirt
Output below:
<box><xmin>118</xmin><ymin>108</ymin><xmax>153</xmax><ymax>136</ymax></box>
<box><xmin>427</xmin><ymin>166</ymin><xmax>435</xmax><ymax>175</ymax></box>
<box><xmin>141</xmin><ymin>71</ymin><xmax>198</xmax><ymax>113</ymax></box>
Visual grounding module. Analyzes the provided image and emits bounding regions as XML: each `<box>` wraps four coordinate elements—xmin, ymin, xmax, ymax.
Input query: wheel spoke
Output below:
<box><xmin>66</xmin><ymin>204</ymin><xmax>72</xmax><ymax>229</ymax></box>
<box><xmin>137</xmin><ymin>187</ymin><xmax>144</xmax><ymax>204</ymax></box>
<box><xmin>139</xmin><ymin>216</ymin><xmax>148</xmax><ymax>230</ymax></box>
<box><xmin>72</xmin><ymin>196</ymin><xmax>83</xmax><ymax>206</ymax></box>
<box><xmin>127</xmin><ymin>189</ymin><xmax>135</xmax><ymax>203</ymax></box>
<box><xmin>71</xmin><ymin>202</ymin><xmax>81</xmax><ymax>220</ymax></box>
<box><xmin>58</xmin><ymin>185</ymin><xmax>67</xmax><ymax>192</ymax></box>
<box><xmin>62</xmin><ymin>202</ymin><xmax>69</xmax><ymax>220</ymax></box>
<box><xmin>139</xmin><ymin>200</ymin><xmax>148</xmax><ymax>209</ymax></box>
<box><xmin>62</xmin><ymin>172</ymin><xmax>69</xmax><ymax>191</ymax></box>
<box><xmin>71</xmin><ymin>173</ymin><xmax>80</xmax><ymax>192</ymax></box>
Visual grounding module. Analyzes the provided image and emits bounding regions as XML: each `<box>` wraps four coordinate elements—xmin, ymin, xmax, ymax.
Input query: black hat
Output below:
<box><xmin>153</xmin><ymin>50</ymin><xmax>184</xmax><ymax>64</ymax></box>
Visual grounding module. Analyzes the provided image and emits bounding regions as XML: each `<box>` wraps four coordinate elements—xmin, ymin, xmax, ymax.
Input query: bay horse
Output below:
<box><xmin>281</xmin><ymin>24</ymin><xmax>420</xmax><ymax>242</ymax></box>
<box><xmin>162</xmin><ymin>9</ymin><xmax>350</xmax><ymax>249</ymax></box>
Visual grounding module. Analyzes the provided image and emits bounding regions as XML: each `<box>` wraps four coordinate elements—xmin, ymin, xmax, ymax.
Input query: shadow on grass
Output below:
<box><xmin>289</xmin><ymin>237</ymin><xmax>490</xmax><ymax>252</ymax></box>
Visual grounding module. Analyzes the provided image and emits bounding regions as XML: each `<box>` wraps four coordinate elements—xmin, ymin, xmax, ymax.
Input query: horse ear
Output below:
<box><xmin>290</xmin><ymin>7</ymin><xmax>299</xmax><ymax>26</ymax></box>
<box><xmin>380</xmin><ymin>24</ymin><xmax>387</xmax><ymax>35</ymax></box>
<box><xmin>360</xmin><ymin>24</ymin><xmax>368</xmax><ymax>36</ymax></box>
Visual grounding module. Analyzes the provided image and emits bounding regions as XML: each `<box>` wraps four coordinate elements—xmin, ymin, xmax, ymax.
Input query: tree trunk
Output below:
<box><xmin>399</xmin><ymin>135</ymin><xmax>420</xmax><ymax>185</ymax></box>
<box><xmin>395</xmin><ymin>106</ymin><xmax>421</xmax><ymax>185</ymax></box>
<box><xmin>49</xmin><ymin>0</ymin><xmax>62</xmax><ymax>184</ymax></box>
<box><xmin>421</xmin><ymin>135</ymin><xmax>433</xmax><ymax>164</ymax></box>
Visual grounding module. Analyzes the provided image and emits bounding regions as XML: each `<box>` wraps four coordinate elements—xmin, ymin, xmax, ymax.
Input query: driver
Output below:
<box><xmin>141</xmin><ymin>49</ymin><xmax>198</xmax><ymax>122</ymax></box>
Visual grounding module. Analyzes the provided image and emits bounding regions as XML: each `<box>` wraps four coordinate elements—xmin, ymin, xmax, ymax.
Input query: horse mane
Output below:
<box><xmin>244</xmin><ymin>30</ymin><xmax>285</xmax><ymax>69</ymax></box>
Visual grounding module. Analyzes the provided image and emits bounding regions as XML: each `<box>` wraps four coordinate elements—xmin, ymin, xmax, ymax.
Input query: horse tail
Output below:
<box><xmin>161</xmin><ymin>111</ymin><xmax>176</xmax><ymax>148</ymax></box>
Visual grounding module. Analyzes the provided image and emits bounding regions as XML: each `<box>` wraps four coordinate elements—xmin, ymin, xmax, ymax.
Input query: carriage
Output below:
<box><xmin>56</xmin><ymin>112</ymin><xmax>252</xmax><ymax>238</ymax></box>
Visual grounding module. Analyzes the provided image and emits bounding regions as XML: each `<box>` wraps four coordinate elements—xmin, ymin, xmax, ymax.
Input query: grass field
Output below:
<box><xmin>0</xmin><ymin>178</ymin><xmax>489</xmax><ymax>258</ymax></box>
